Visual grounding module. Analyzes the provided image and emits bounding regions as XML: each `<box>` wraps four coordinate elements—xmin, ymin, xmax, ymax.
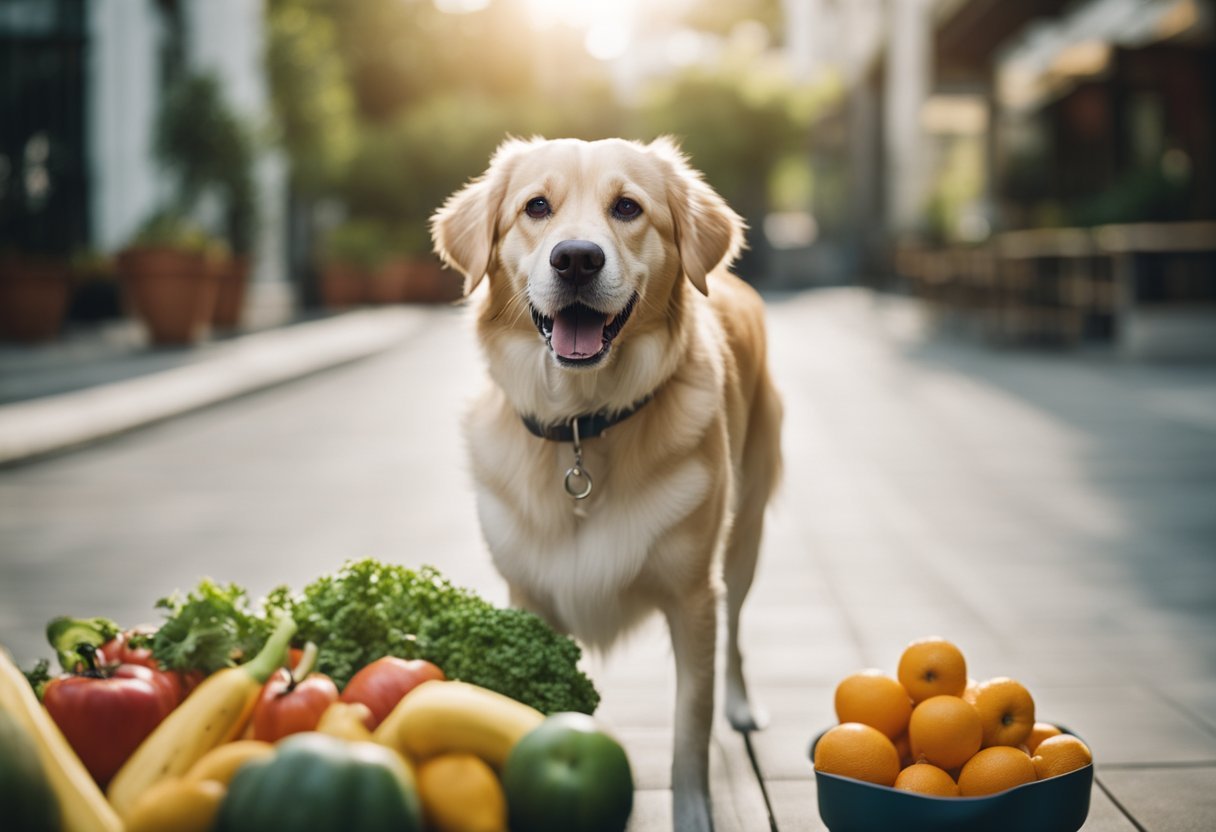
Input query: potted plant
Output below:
<box><xmin>0</xmin><ymin>249</ymin><xmax>71</xmax><ymax>342</ymax></box>
<box><xmin>118</xmin><ymin>211</ymin><xmax>221</xmax><ymax>346</ymax></box>
<box><xmin>378</xmin><ymin>224</ymin><xmax>461</xmax><ymax>305</ymax></box>
<box><xmin>319</xmin><ymin>220</ymin><xmax>384</xmax><ymax>308</ymax></box>
<box><xmin>154</xmin><ymin>73</ymin><xmax>259</xmax><ymax>330</ymax></box>
<box><xmin>212</xmin><ymin>118</ymin><xmax>258</xmax><ymax>329</ymax></box>
<box><xmin>66</xmin><ymin>250</ymin><xmax>124</xmax><ymax>323</ymax></box>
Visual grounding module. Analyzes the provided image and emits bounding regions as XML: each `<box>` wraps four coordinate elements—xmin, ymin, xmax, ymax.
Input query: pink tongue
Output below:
<box><xmin>551</xmin><ymin>307</ymin><xmax>607</xmax><ymax>360</ymax></box>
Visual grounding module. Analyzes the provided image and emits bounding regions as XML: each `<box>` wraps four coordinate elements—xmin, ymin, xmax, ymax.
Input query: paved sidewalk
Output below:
<box><xmin>1</xmin><ymin>289</ymin><xmax>1214</xmax><ymax>830</ymax></box>
<box><xmin>0</xmin><ymin>308</ymin><xmax>428</xmax><ymax>465</ymax></box>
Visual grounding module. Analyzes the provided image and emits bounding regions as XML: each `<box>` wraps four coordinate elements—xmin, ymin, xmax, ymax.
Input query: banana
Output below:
<box><xmin>0</xmin><ymin>646</ymin><xmax>123</xmax><ymax>832</ymax></box>
<box><xmin>184</xmin><ymin>739</ymin><xmax>274</xmax><ymax>786</ymax></box>
<box><xmin>107</xmin><ymin>615</ymin><xmax>297</xmax><ymax>818</ymax></box>
<box><xmin>124</xmin><ymin>777</ymin><xmax>225</xmax><ymax>832</ymax></box>
<box><xmin>373</xmin><ymin>679</ymin><xmax>544</xmax><ymax>769</ymax></box>
<box><xmin>317</xmin><ymin>701</ymin><xmax>376</xmax><ymax>743</ymax></box>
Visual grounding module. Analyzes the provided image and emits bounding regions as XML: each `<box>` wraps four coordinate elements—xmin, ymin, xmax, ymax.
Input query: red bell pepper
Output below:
<box><xmin>42</xmin><ymin>644</ymin><xmax>179</xmax><ymax>787</ymax></box>
<box><xmin>251</xmin><ymin>642</ymin><xmax>339</xmax><ymax>742</ymax></box>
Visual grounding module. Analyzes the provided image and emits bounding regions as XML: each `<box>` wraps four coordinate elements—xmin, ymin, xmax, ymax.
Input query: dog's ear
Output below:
<box><xmin>430</xmin><ymin>138</ymin><xmax>528</xmax><ymax>295</ymax></box>
<box><xmin>650</xmin><ymin>136</ymin><xmax>745</xmax><ymax>296</ymax></box>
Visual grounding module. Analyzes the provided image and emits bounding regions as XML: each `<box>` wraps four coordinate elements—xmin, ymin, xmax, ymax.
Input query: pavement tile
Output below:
<box><xmin>1034</xmin><ymin>685</ymin><xmax>1216</xmax><ymax>765</ymax></box>
<box><xmin>1097</xmin><ymin>767</ymin><xmax>1216</xmax><ymax>832</ymax></box>
<box><xmin>615</xmin><ymin>728</ymin><xmax>770</xmax><ymax>832</ymax></box>
<box><xmin>746</xmin><ymin>685</ymin><xmax>836</xmax><ymax>782</ymax></box>
<box><xmin>1157</xmin><ymin>681</ymin><xmax>1216</xmax><ymax>734</ymax></box>
<box><xmin>766</xmin><ymin>780</ymin><xmax>827</xmax><ymax>832</ymax></box>
<box><xmin>627</xmin><ymin>790</ymin><xmax>673</xmax><ymax>832</ymax></box>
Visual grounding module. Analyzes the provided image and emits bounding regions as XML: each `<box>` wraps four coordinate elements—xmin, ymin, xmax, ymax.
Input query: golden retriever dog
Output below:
<box><xmin>432</xmin><ymin>137</ymin><xmax>782</xmax><ymax>831</ymax></box>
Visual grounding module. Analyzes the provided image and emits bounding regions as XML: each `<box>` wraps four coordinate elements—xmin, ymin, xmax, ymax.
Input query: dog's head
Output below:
<box><xmin>431</xmin><ymin>137</ymin><xmax>743</xmax><ymax>371</ymax></box>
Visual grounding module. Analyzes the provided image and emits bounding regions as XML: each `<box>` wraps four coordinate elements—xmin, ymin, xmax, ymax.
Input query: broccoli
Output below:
<box><xmin>290</xmin><ymin>559</ymin><xmax>599</xmax><ymax>715</ymax></box>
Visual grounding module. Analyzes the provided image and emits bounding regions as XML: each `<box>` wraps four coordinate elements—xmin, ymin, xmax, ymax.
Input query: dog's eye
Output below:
<box><xmin>525</xmin><ymin>197</ymin><xmax>551</xmax><ymax>219</ymax></box>
<box><xmin>612</xmin><ymin>197</ymin><xmax>642</xmax><ymax>220</ymax></box>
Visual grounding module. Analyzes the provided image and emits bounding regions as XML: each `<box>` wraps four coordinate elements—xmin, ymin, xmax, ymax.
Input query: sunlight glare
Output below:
<box><xmin>432</xmin><ymin>0</ymin><xmax>491</xmax><ymax>13</ymax></box>
<box><xmin>525</xmin><ymin>0</ymin><xmax>638</xmax><ymax>60</ymax></box>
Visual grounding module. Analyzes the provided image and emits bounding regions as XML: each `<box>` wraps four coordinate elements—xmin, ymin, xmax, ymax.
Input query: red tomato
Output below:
<box><xmin>339</xmin><ymin>658</ymin><xmax>445</xmax><ymax>730</ymax></box>
<box><xmin>97</xmin><ymin>627</ymin><xmax>158</xmax><ymax>670</ymax></box>
<box><xmin>97</xmin><ymin>627</ymin><xmax>194</xmax><ymax>705</ymax></box>
<box><xmin>43</xmin><ymin>662</ymin><xmax>178</xmax><ymax>787</ymax></box>
<box><xmin>252</xmin><ymin>668</ymin><xmax>340</xmax><ymax>742</ymax></box>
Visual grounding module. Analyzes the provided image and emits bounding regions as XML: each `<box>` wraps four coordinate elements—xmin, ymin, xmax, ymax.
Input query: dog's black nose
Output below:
<box><xmin>550</xmin><ymin>240</ymin><xmax>605</xmax><ymax>286</ymax></box>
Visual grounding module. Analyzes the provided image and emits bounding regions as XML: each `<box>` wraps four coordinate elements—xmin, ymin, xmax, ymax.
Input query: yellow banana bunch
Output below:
<box><xmin>374</xmin><ymin>680</ymin><xmax>544</xmax><ymax>769</ymax></box>
<box><xmin>107</xmin><ymin>616</ymin><xmax>297</xmax><ymax>818</ymax></box>
<box><xmin>0</xmin><ymin>646</ymin><xmax>123</xmax><ymax>832</ymax></box>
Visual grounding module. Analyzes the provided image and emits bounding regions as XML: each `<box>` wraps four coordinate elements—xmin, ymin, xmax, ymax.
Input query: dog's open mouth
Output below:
<box><xmin>531</xmin><ymin>294</ymin><xmax>638</xmax><ymax>366</ymax></box>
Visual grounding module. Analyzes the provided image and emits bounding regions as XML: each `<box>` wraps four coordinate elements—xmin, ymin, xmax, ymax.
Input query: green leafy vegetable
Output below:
<box><xmin>291</xmin><ymin>559</ymin><xmax>599</xmax><ymax>715</ymax></box>
<box><xmin>22</xmin><ymin>659</ymin><xmax>51</xmax><ymax>701</ymax></box>
<box><xmin>146</xmin><ymin>560</ymin><xmax>600</xmax><ymax>715</ymax></box>
<box><xmin>151</xmin><ymin>579</ymin><xmax>285</xmax><ymax>674</ymax></box>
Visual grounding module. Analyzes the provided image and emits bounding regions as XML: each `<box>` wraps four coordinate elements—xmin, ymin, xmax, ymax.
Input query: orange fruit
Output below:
<box><xmin>908</xmin><ymin>695</ymin><xmax>983</xmax><ymax>770</ymax></box>
<box><xmin>1024</xmin><ymin>722</ymin><xmax>1062</xmax><ymax>754</ymax></box>
<box><xmin>834</xmin><ymin>670</ymin><xmax>913</xmax><ymax>740</ymax></box>
<box><xmin>963</xmin><ymin>678</ymin><xmax>980</xmax><ymax>704</ymax></box>
<box><xmin>893</xmin><ymin>732</ymin><xmax>912</xmax><ymax>767</ymax></box>
<box><xmin>894</xmin><ymin>763</ymin><xmax>959</xmax><ymax>797</ymax></box>
<box><xmin>416</xmin><ymin>753</ymin><xmax>508</xmax><ymax>832</ymax></box>
<box><xmin>814</xmin><ymin>723</ymin><xmax>901</xmax><ymax>787</ymax></box>
<box><xmin>897</xmin><ymin>638</ymin><xmax>968</xmax><ymax>703</ymax></box>
<box><xmin>971</xmin><ymin>677</ymin><xmax>1035</xmax><ymax>748</ymax></box>
<box><xmin>1032</xmin><ymin>735</ymin><xmax>1093</xmax><ymax>780</ymax></box>
<box><xmin>958</xmin><ymin>746</ymin><xmax>1036</xmax><ymax>796</ymax></box>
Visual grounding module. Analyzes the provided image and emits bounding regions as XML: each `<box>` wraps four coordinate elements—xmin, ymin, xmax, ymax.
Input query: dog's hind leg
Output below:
<box><xmin>724</xmin><ymin>382</ymin><xmax>782</xmax><ymax>733</ymax></box>
<box><xmin>723</xmin><ymin>506</ymin><xmax>769</xmax><ymax>732</ymax></box>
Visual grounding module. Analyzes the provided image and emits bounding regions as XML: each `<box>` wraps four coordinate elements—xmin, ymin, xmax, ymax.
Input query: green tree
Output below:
<box><xmin>266</xmin><ymin>0</ymin><xmax>357</xmax><ymax>195</ymax></box>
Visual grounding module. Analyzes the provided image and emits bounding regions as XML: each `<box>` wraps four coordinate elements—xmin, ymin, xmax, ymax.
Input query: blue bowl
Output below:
<box><xmin>809</xmin><ymin>727</ymin><xmax>1093</xmax><ymax>832</ymax></box>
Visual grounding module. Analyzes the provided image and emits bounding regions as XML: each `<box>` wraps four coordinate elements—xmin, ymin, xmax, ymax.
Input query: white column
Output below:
<box><xmin>88</xmin><ymin>0</ymin><xmax>164</xmax><ymax>251</ymax></box>
<box><xmin>884</xmin><ymin>0</ymin><xmax>934</xmax><ymax>235</ymax></box>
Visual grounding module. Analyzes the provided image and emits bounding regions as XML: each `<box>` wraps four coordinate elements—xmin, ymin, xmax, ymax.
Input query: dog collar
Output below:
<box><xmin>520</xmin><ymin>393</ymin><xmax>654</xmax><ymax>443</ymax></box>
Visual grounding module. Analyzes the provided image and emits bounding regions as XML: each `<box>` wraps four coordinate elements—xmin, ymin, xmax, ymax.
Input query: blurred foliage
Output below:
<box><xmin>266</xmin><ymin>0</ymin><xmax>357</xmax><ymax>194</ymax></box>
<box><xmin>638</xmin><ymin>40</ymin><xmax>824</xmax><ymax>230</ymax></box>
<box><xmin>680</xmin><ymin>0</ymin><xmax>784</xmax><ymax>40</ymax></box>
<box><xmin>128</xmin><ymin>210</ymin><xmax>217</xmax><ymax>254</ymax></box>
<box><xmin>1069</xmin><ymin>161</ymin><xmax>1191</xmax><ymax>226</ymax></box>
<box><xmin>263</xmin><ymin>0</ymin><xmax>835</xmax><ymax>262</ymax></box>
<box><xmin>154</xmin><ymin>74</ymin><xmax>258</xmax><ymax>253</ymax></box>
<box><xmin>769</xmin><ymin>155</ymin><xmax>814</xmax><ymax>213</ymax></box>
<box><xmin>321</xmin><ymin>219</ymin><xmax>389</xmax><ymax>270</ymax></box>
<box><xmin>924</xmin><ymin>137</ymin><xmax>984</xmax><ymax>243</ymax></box>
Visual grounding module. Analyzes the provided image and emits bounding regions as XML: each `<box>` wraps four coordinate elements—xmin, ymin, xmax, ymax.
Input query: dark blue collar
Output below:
<box><xmin>520</xmin><ymin>393</ymin><xmax>654</xmax><ymax>442</ymax></box>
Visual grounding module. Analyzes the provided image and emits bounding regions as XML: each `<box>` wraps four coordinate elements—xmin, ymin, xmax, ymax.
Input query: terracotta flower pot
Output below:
<box><xmin>320</xmin><ymin>261</ymin><xmax>366</xmax><ymax>308</ymax></box>
<box><xmin>0</xmin><ymin>257</ymin><xmax>71</xmax><ymax>342</ymax></box>
<box><xmin>119</xmin><ymin>246</ymin><xmax>217</xmax><ymax>345</ymax></box>
<box><xmin>368</xmin><ymin>259</ymin><xmax>410</xmax><ymax>305</ymax></box>
<box><xmin>402</xmin><ymin>259</ymin><xmax>463</xmax><ymax>304</ymax></box>
<box><xmin>213</xmin><ymin>255</ymin><xmax>251</xmax><ymax>329</ymax></box>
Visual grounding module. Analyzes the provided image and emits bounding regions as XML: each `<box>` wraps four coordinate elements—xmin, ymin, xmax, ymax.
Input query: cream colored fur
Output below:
<box><xmin>432</xmin><ymin>137</ymin><xmax>782</xmax><ymax>832</ymax></box>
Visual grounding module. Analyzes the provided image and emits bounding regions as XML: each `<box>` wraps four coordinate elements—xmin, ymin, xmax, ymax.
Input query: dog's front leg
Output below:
<box><xmin>664</xmin><ymin>585</ymin><xmax>718</xmax><ymax>832</ymax></box>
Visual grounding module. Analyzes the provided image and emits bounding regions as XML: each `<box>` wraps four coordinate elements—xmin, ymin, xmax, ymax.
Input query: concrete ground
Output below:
<box><xmin>2</xmin><ymin>288</ymin><xmax>1215</xmax><ymax>830</ymax></box>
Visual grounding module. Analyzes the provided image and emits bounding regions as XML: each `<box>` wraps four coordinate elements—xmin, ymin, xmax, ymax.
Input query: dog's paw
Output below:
<box><xmin>725</xmin><ymin>694</ymin><xmax>769</xmax><ymax>733</ymax></box>
<box><xmin>673</xmin><ymin>792</ymin><xmax>714</xmax><ymax>832</ymax></box>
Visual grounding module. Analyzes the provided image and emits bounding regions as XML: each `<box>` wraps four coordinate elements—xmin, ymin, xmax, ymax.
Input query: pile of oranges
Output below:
<box><xmin>813</xmin><ymin>637</ymin><xmax>1092</xmax><ymax>798</ymax></box>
